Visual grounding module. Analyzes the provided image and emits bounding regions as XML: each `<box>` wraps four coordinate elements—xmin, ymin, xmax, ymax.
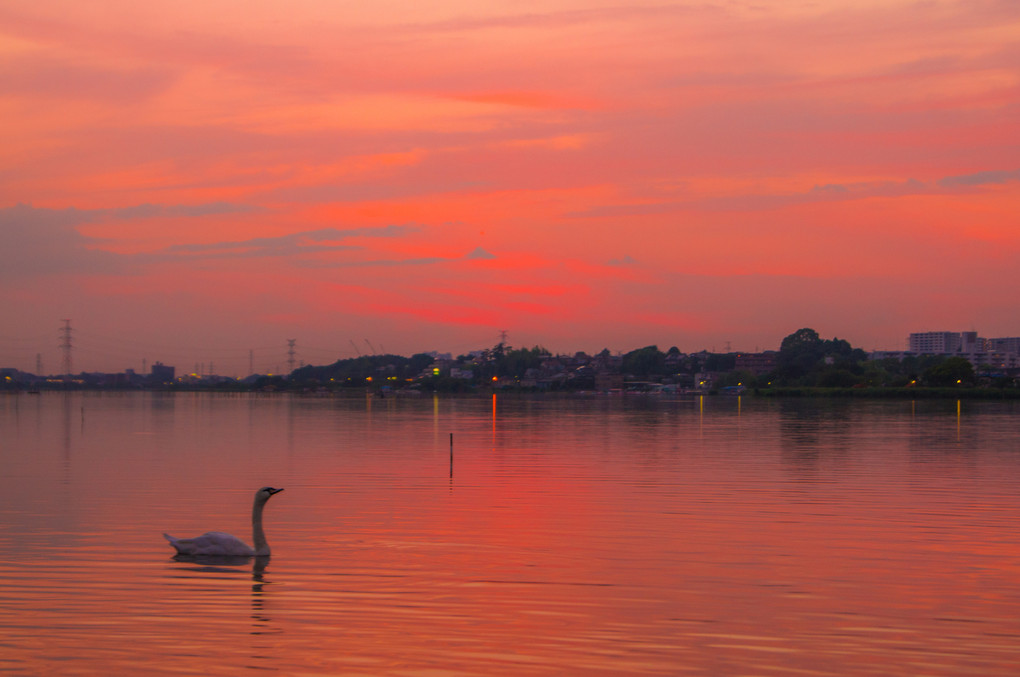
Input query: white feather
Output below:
<box><xmin>163</xmin><ymin>531</ymin><xmax>256</xmax><ymax>557</ymax></box>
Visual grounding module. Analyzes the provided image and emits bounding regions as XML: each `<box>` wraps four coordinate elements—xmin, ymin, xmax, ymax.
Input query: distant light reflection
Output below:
<box><xmin>957</xmin><ymin>399</ymin><xmax>961</xmax><ymax>442</ymax></box>
<box><xmin>492</xmin><ymin>392</ymin><xmax>497</xmax><ymax>444</ymax></box>
<box><xmin>698</xmin><ymin>395</ymin><xmax>704</xmax><ymax>438</ymax></box>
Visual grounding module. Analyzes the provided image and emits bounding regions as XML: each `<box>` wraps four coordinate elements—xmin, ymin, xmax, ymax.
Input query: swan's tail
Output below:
<box><xmin>164</xmin><ymin>533</ymin><xmax>189</xmax><ymax>553</ymax></box>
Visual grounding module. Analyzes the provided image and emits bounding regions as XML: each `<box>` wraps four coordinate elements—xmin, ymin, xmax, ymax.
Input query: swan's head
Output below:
<box><xmin>256</xmin><ymin>486</ymin><xmax>284</xmax><ymax>503</ymax></box>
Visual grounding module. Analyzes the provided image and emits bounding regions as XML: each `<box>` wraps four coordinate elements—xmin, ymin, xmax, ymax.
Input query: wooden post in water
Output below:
<box><xmin>449</xmin><ymin>432</ymin><xmax>453</xmax><ymax>478</ymax></box>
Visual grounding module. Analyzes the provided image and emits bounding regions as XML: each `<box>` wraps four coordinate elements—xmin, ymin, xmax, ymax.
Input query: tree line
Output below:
<box><xmin>273</xmin><ymin>327</ymin><xmax>1003</xmax><ymax>393</ymax></box>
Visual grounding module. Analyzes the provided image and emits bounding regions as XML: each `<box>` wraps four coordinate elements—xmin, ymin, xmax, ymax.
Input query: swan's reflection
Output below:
<box><xmin>168</xmin><ymin>555</ymin><xmax>279</xmax><ymax>639</ymax></box>
<box><xmin>171</xmin><ymin>553</ymin><xmax>269</xmax><ymax>570</ymax></box>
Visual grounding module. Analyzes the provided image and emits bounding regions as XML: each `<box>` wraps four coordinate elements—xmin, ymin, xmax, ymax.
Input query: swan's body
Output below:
<box><xmin>164</xmin><ymin>486</ymin><xmax>283</xmax><ymax>557</ymax></box>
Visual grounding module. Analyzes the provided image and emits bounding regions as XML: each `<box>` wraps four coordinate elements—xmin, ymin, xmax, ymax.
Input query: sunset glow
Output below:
<box><xmin>2</xmin><ymin>0</ymin><xmax>1018</xmax><ymax>374</ymax></box>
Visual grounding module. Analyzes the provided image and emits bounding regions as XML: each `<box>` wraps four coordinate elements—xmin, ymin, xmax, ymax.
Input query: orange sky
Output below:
<box><xmin>1</xmin><ymin>0</ymin><xmax>1018</xmax><ymax>375</ymax></box>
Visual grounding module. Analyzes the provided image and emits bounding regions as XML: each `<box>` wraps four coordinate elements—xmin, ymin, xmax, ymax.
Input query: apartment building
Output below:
<box><xmin>905</xmin><ymin>331</ymin><xmax>1020</xmax><ymax>371</ymax></box>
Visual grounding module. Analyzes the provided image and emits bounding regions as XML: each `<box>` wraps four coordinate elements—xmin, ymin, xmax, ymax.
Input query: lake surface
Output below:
<box><xmin>1</xmin><ymin>392</ymin><xmax>1019</xmax><ymax>675</ymax></box>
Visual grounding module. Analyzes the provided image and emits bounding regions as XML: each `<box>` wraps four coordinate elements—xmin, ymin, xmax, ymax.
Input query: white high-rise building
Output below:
<box><xmin>909</xmin><ymin>332</ymin><xmax>962</xmax><ymax>353</ymax></box>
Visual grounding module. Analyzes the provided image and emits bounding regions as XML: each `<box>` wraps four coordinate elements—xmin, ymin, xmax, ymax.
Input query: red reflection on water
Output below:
<box><xmin>3</xmin><ymin>394</ymin><xmax>1020</xmax><ymax>675</ymax></box>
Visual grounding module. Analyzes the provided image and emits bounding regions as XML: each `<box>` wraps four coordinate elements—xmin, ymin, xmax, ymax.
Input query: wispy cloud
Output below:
<box><xmin>0</xmin><ymin>52</ymin><xmax>174</xmax><ymax>103</ymax></box>
<box><xmin>161</xmin><ymin>225</ymin><xmax>417</xmax><ymax>259</ymax></box>
<box><xmin>1</xmin><ymin>201</ymin><xmax>259</xmax><ymax>228</ymax></box>
<box><xmin>296</xmin><ymin>256</ymin><xmax>446</xmax><ymax>269</ymax></box>
<box><xmin>403</xmin><ymin>3</ymin><xmax>723</xmax><ymax>35</ymax></box>
<box><xmin>938</xmin><ymin>168</ymin><xmax>1020</xmax><ymax>187</ymax></box>
<box><xmin>0</xmin><ymin>201</ymin><xmax>267</xmax><ymax>277</ymax></box>
<box><xmin>0</xmin><ymin>203</ymin><xmax>121</xmax><ymax>278</ymax></box>
<box><xmin>464</xmin><ymin>247</ymin><xmax>496</xmax><ymax>260</ymax></box>
<box><xmin>568</xmin><ymin>169</ymin><xmax>1018</xmax><ymax>217</ymax></box>
<box><xmin>296</xmin><ymin>245</ymin><xmax>496</xmax><ymax>269</ymax></box>
<box><xmin>0</xmin><ymin>203</ymin><xmax>423</xmax><ymax>275</ymax></box>
<box><xmin>111</xmin><ymin>202</ymin><xmax>262</xmax><ymax>219</ymax></box>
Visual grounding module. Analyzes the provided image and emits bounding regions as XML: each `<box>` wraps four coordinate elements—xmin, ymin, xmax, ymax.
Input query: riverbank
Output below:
<box><xmin>756</xmin><ymin>386</ymin><xmax>1020</xmax><ymax>399</ymax></box>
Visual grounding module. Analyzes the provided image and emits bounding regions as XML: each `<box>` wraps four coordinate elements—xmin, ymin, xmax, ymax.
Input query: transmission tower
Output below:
<box><xmin>499</xmin><ymin>330</ymin><xmax>508</xmax><ymax>346</ymax></box>
<box><xmin>286</xmin><ymin>339</ymin><xmax>297</xmax><ymax>374</ymax></box>
<box><xmin>36</xmin><ymin>353</ymin><xmax>43</xmax><ymax>376</ymax></box>
<box><xmin>59</xmin><ymin>319</ymin><xmax>73</xmax><ymax>380</ymax></box>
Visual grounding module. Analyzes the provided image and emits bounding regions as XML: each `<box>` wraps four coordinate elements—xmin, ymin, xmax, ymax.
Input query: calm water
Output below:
<box><xmin>1</xmin><ymin>392</ymin><xmax>1019</xmax><ymax>675</ymax></box>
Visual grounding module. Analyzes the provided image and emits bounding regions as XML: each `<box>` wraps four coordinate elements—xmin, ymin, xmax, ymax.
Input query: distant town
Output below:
<box><xmin>3</xmin><ymin>329</ymin><xmax>1020</xmax><ymax>395</ymax></box>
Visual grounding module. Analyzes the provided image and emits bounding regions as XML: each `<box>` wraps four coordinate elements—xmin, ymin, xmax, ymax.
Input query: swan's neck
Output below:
<box><xmin>252</xmin><ymin>500</ymin><xmax>270</xmax><ymax>556</ymax></box>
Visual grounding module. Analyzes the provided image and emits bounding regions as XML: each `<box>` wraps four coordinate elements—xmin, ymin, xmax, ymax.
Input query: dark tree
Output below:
<box><xmin>774</xmin><ymin>328</ymin><xmax>867</xmax><ymax>386</ymax></box>
<box><xmin>495</xmin><ymin>345</ymin><xmax>550</xmax><ymax>378</ymax></box>
<box><xmin>775</xmin><ymin>328</ymin><xmax>824</xmax><ymax>383</ymax></box>
<box><xmin>780</xmin><ymin>327</ymin><xmax>823</xmax><ymax>353</ymax></box>
<box><xmin>923</xmin><ymin>356</ymin><xmax>975</xmax><ymax>386</ymax></box>
<box><xmin>622</xmin><ymin>345</ymin><xmax>665</xmax><ymax>377</ymax></box>
<box><xmin>704</xmin><ymin>352</ymin><xmax>736</xmax><ymax>372</ymax></box>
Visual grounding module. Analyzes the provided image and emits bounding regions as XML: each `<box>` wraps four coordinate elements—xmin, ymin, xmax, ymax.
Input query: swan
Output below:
<box><xmin>164</xmin><ymin>486</ymin><xmax>283</xmax><ymax>557</ymax></box>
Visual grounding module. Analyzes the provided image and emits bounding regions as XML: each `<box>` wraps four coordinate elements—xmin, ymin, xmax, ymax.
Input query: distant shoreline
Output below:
<box><xmin>755</xmin><ymin>386</ymin><xmax>1020</xmax><ymax>399</ymax></box>
<box><xmin>7</xmin><ymin>386</ymin><xmax>1020</xmax><ymax>400</ymax></box>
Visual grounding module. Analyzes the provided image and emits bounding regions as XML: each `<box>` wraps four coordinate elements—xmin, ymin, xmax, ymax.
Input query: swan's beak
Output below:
<box><xmin>269</xmin><ymin>487</ymin><xmax>284</xmax><ymax>495</ymax></box>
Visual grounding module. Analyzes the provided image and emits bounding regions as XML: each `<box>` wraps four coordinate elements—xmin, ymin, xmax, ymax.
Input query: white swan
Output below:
<box><xmin>164</xmin><ymin>486</ymin><xmax>284</xmax><ymax>557</ymax></box>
